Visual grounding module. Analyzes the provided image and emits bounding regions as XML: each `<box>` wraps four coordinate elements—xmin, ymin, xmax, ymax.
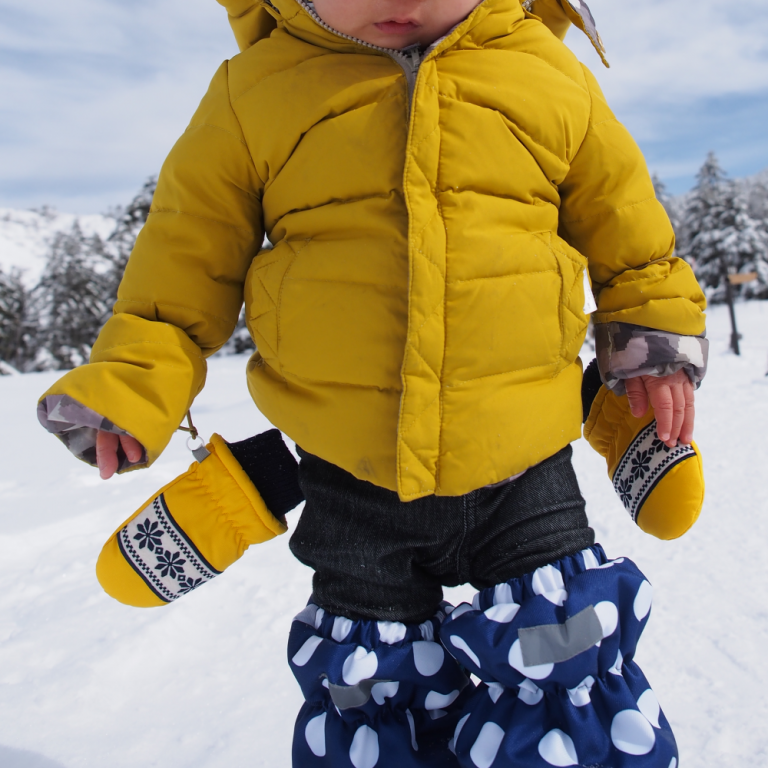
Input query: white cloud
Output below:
<box><xmin>568</xmin><ymin>0</ymin><xmax>768</xmax><ymax>105</ymax></box>
<box><xmin>0</xmin><ymin>0</ymin><xmax>235</xmax><ymax>212</ymax></box>
<box><xmin>554</xmin><ymin>0</ymin><xmax>768</xmax><ymax>189</ymax></box>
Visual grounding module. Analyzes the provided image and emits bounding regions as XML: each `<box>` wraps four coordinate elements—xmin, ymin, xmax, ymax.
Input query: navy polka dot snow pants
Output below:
<box><xmin>441</xmin><ymin>545</ymin><xmax>678</xmax><ymax>768</ymax></box>
<box><xmin>288</xmin><ymin>448</ymin><xmax>678</xmax><ymax>767</ymax></box>
<box><xmin>289</xmin><ymin>603</ymin><xmax>474</xmax><ymax>767</ymax></box>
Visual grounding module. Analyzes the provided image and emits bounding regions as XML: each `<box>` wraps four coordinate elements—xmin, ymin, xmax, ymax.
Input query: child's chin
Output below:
<box><xmin>366</xmin><ymin>28</ymin><xmax>424</xmax><ymax>49</ymax></box>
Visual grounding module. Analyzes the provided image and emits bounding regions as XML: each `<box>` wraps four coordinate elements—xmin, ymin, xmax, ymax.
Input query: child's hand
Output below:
<box><xmin>625</xmin><ymin>369</ymin><xmax>694</xmax><ymax>448</ymax></box>
<box><xmin>96</xmin><ymin>431</ymin><xmax>144</xmax><ymax>480</ymax></box>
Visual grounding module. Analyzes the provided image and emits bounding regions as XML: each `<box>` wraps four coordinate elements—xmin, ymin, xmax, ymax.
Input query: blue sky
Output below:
<box><xmin>1</xmin><ymin>0</ymin><xmax>767</xmax><ymax>213</ymax></box>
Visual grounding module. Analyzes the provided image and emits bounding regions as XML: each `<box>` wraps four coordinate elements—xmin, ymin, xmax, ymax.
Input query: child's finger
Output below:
<box><xmin>666</xmin><ymin>382</ymin><xmax>687</xmax><ymax>448</ymax></box>
<box><xmin>648</xmin><ymin>380</ymin><xmax>674</xmax><ymax>444</ymax></box>
<box><xmin>625</xmin><ymin>376</ymin><xmax>649</xmax><ymax>418</ymax></box>
<box><xmin>120</xmin><ymin>434</ymin><xmax>144</xmax><ymax>463</ymax></box>
<box><xmin>96</xmin><ymin>431</ymin><xmax>119</xmax><ymax>480</ymax></box>
<box><xmin>679</xmin><ymin>378</ymin><xmax>696</xmax><ymax>445</ymax></box>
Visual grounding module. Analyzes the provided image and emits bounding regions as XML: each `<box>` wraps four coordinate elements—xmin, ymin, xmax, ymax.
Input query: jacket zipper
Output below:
<box><xmin>295</xmin><ymin>1</ymin><xmax>425</xmax><ymax>114</ymax></box>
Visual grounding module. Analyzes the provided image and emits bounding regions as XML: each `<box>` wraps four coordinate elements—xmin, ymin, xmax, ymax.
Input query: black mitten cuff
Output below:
<box><xmin>581</xmin><ymin>358</ymin><xmax>603</xmax><ymax>424</ymax></box>
<box><xmin>227</xmin><ymin>430</ymin><xmax>305</xmax><ymax>517</ymax></box>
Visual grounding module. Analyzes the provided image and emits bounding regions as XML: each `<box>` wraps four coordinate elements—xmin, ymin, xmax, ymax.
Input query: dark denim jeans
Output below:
<box><xmin>290</xmin><ymin>445</ymin><xmax>594</xmax><ymax>624</ymax></box>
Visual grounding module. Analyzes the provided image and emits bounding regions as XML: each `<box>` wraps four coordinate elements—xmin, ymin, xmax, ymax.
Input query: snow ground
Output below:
<box><xmin>0</xmin><ymin>302</ymin><xmax>766</xmax><ymax>768</ymax></box>
<box><xmin>0</xmin><ymin>209</ymin><xmax>115</xmax><ymax>287</ymax></box>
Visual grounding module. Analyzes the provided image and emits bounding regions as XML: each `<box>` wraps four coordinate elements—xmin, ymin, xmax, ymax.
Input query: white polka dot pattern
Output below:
<box><xmin>508</xmin><ymin>639</ymin><xmax>554</xmax><ymax>680</ymax></box>
<box><xmin>288</xmin><ymin>604</ymin><xmax>474</xmax><ymax>768</ymax></box>
<box><xmin>594</xmin><ymin>600</ymin><xmax>619</xmax><ymax>638</ymax></box>
<box><xmin>484</xmin><ymin>602</ymin><xmax>520</xmax><ymax>623</ymax></box>
<box><xmin>566</xmin><ymin>675</ymin><xmax>595</xmax><ymax>707</ymax></box>
<box><xmin>419</xmin><ymin>620</ymin><xmax>435</xmax><ymax>641</ymax></box>
<box><xmin>450</xmin><ymin>603</ymin><xmax>474</xmax><ymax>621</ymax></box>
<box><xmin>538</xmin><ymin>729</ymin><xmax>578</xmax><ymax>766</ymax></box>
<box><xmin>517</xmin><ymin>678</ymin><xmax>544</xmax><ymax>706</ymax></box>
<box><xmin>406</xmin><ymin>708</ymin><xmax>418</xmax><ymax>751</ymax></box>
<box><xmin>332</xmin><ymin>616</ymin><xmax>353</xmax><ymax>642</ymax></box>
<box><xmin>494</xmin><ymin>583</ymin><xmax>514</xmax><ymax>604</ymax></box>
<box><xmin>371</xmin><ymin>681</ymin><xmax>399</xmax><ymax>705</ymax></box>
<box><xmin>342</xmin><ymin>647</ymin><xmax>378</xmax><ymax>685</ymax></box>
<box><xmin>425</xmin><ymin>689</ymin><xmax>460</xmax><ymax>710</ymax></box>
<box><xmin>611</xmin><ymin>710</ymin><xmax>656</xmax><ymax>755</ymax></box>
<box><xmin>450</xmin><ymin>713</ymin><xmax>471</xmax><ymax>755</ymax></box>
<box><xmin>349</xmin><ymin>724</ymin><xmax>379</xmax><ymax>768</ymax></box>
<box><xmin>634</xmin><ymin>580</ymin><xmax>653</xmax><ymax>621</ymax></box>
<box><xmin>470</xmin><ymin>722</ymin><xmax>505</xmax><ymax>768</ymax></box>
<box><xmin>305</xmin><ymin>712</ymin><xmax>327</xmax><ymax>757</ymax></box>
<box><xmin>294</xmin><ymin>604</ymin><xmax>319</xmax><ymax>628</ymax></box>
<box><xmin>413</xmin><ymin>641</ymin><xmax>444</xmax><ymax>677</ymax></box>
<box><xmin>487</xmin><ymin>682</ymin><xmax>504</xmax><ymax>703</ymax></box>
<box><xmin>377</xmin><ymin>621</ymin><xmax>407</xmax><ymax>645</ymax></box>
<box><xmin>292</xmin><ymin>635</ymin><xmax>323</xmax><ymax>667</ymax></box>
<box><xmin>581</xmin><ymin>547</ymin><xmax>600</xmax><ymax>570</ymax></box>
<box><xmin>532</xmin><ymin>564</ymin><xmax>568</xmax><ymax>605</ymax></box>
<box><xmin>289</xmin><ymin>550</ymin><xmax>678</xmax><ymax>768</ymax></box>
<box><xmin>637</xmin><ymin>689</ymin><xmax>660</xmax><ymax>728</ymax></box>
<box><xmin>450</xmin><ymin>635</ymin><xmax>481</xmax><ymax>668</ymax></box>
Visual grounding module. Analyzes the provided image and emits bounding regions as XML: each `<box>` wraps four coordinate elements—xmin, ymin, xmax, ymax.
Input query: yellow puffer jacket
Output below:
<box><xmin>41</xmin><ymin>0</ymin><xmax>706</xmax><ymax>500</ymax></box>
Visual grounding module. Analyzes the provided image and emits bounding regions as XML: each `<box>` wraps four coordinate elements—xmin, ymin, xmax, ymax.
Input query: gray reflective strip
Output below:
<box><xmin>327</xmin><ymin>679</ymin><xmax>390</xmax><ymax>710</ymax></box>
<box><xmin>519</xmin><ymin>606</ymin><xmax>603</xmax><ymax>667</ymax></box>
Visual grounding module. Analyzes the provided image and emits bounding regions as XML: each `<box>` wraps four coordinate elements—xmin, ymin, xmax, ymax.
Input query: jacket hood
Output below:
<box><xmin>216</xmin><ymin>0</ymin><xmax>608</xmax><ymax>66</ymax></box>
<box><xmin>216</xmin><ymin>0</ymin><xmax>277</xmax><ymax>51</ymax></box>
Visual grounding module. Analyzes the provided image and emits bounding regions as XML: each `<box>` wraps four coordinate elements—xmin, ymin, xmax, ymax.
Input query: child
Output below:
<box><xmin>38</xmin><ymin>0</ymin><xmax>708</xmax><ymax>765</ymax></box>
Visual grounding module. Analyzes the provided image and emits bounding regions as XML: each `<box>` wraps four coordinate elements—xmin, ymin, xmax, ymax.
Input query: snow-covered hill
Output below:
<box><xmin>0</xmin><ymin>301</ymin><xmax>766</xmax><ymax>768</ymax></box>
<box><xmin>0</xmin><ymin>208</ymin><xmax>114</xmax><ymax>287</ymax></box>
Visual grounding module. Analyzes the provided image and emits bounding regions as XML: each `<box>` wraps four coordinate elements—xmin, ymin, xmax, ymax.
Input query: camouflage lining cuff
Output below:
<box><xmin>595</xmin><ymin>322</ymin><xmax>709</xmax><ymax>395</ymax></box>
<box><xmin>37</xmin><ymin>394</ymin><xmax>147</xmax><ymax>471</ymax></box>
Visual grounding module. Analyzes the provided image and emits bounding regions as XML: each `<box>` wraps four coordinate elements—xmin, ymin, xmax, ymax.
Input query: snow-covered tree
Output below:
<box><xmin>652</xmin><ymin>173</ymin><xmax>682</xmax><ymax>235</ymax></box>
<box><xmin>101</xmin><ymin>175</ymin><xmax>255</xmax><ymax>356</ymax></box>
<box><xmin>33</xmin><ymin>223</ymin><xmax>112</xmax><ymax>370</ymax></box>
<box><xmin>681</xmin><ymin>153</ymin><xmax>768</xmax><ymax>301</ymax></box>
<box><xmin>218</xmin><ymin>311</ymin><xmax>256</xmax><ymax>355</ymax></box>
<box><xmin>0</xmin><ymin>267</ymin><xmax>35</xmax><ymax>371</ymax></box>
<box><xmin>104</xmin><ymin>176</ymin><xmax>156</xmax><ymax>305</ymax></box>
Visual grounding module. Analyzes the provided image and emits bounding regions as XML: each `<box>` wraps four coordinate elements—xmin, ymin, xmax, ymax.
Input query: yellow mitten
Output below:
<box><xmin>583</xmin><ymin>363</ymin><xmax>704</xmax><ymax>540</ymax></box>
<box><xmin>97</xmin><ymin>430</ymin><xmax>302</xmax><ymax>607</ymax></box>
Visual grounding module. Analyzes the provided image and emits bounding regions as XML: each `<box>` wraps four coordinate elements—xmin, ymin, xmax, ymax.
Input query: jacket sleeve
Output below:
<box><xmin>594</xmin><ymin>322</ymin><xmax>709</xmax><ymax>395</ymax></box>
<box><xmin>558</xmin><ymin>65</ymin><xmax>707</xmax><ymax>337</ymax></box>
<box><xmin>38</xmin><ymin>60</ymin><xmax>265</xmax><ymax>471</ymax></box>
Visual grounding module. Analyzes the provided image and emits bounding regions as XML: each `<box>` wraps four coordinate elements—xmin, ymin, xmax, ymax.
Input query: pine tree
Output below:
<box><xmin>33</xmin><ymin>223</ymin><xmax>112</xmax><ymax>370</ymax></box>
<box><xmin>103</xmin><ymin>176</ymin><xmax>157</xmax><ymax>306</ymax></box>
<box><xmin>219</xmin><ymin>310</ymin><xmax>256</xmax><ymax>355</ymax></box>
<box><xmin>682</xmin><ymin>153</ymin><xmax>768</xmax><ymax>300</ymax></box>
<box><xmin>652</xmin><ymin>172</ymin><xmax>689</xmax><ymax>257</ymax></box>
<box><xmin>0</xmin><ymin>267</ymin><xmax>35</xmax><ymax>371</ymax></box>
<box><xmin>652</xmin><ymin>173</ymin><xmax>681</xmax><ymax>234</ymax></box>
<box><xmin>745</xmin><ymin>178</ymin><xmax>768</xmax><ymax>224</ymax></box>
<box><xmin>742</xmin><ymin>179</ymin><xmax>768</xmax><ymax>298</ymax></box>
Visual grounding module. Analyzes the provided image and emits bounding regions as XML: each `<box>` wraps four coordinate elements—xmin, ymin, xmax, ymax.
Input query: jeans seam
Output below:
<box><xmin>455</xmin><ymin>495</ymin><xmax>468</xmax><ymax>583</ymax></box>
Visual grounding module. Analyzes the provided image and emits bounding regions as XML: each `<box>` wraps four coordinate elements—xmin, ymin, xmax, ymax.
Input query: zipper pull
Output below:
<box><xmin>401</xmin><ymin>43</ymin><xmax>422</xmax><ymax>72</ymax></box>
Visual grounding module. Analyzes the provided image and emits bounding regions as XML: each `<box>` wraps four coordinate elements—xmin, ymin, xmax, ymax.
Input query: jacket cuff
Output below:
<box><xmin>595</xmin><ymin>322</ymin><xmax>709</xmax><ymax>395</ymax></box>
<box><xmin>226</xmin><ymin>430</ymin><xmax>305</xmax><ymax>518</ymax></box>
<box><xmin>37</xmin><ymin>394</ymin><xmax>147</xmax><ymax>471</ymax></box>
